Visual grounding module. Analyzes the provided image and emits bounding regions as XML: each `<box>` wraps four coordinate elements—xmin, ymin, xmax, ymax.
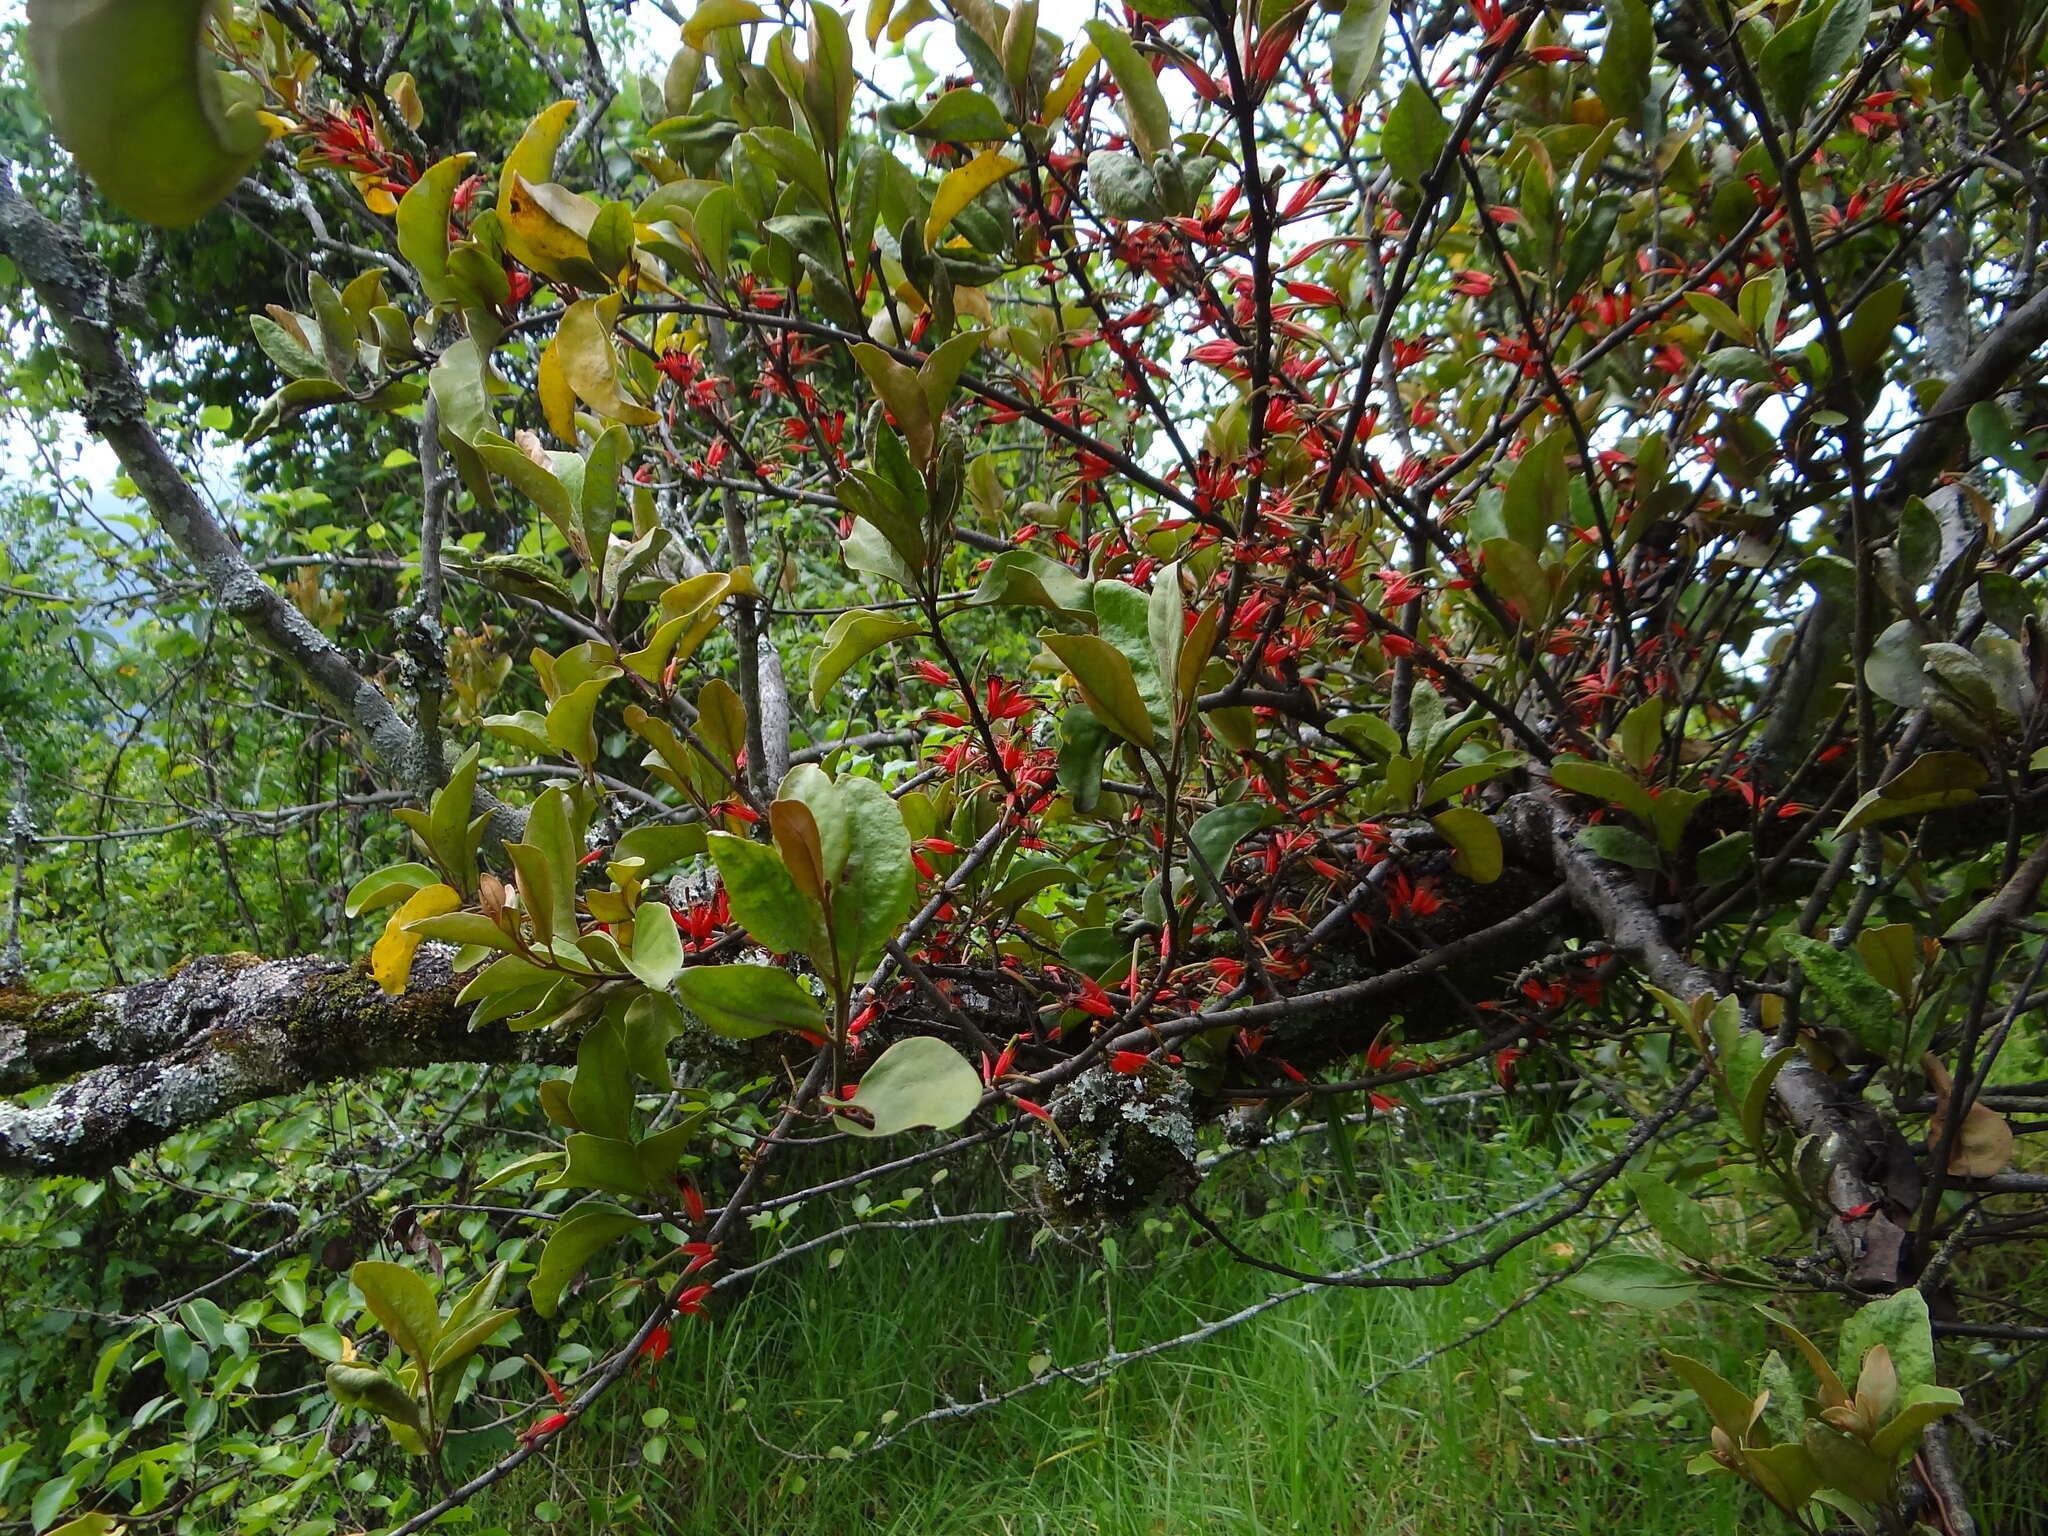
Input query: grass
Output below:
<box><xmin>466</xmin><ymin>1106</ymin><xmax>1774</xmax><ymax>1536</ymax></box>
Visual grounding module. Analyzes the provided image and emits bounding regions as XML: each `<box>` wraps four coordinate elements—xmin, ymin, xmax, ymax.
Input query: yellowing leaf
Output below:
<box><xmin>850</xmin><ymin>343</ymin><xmax>933</xmax><ymax>467</ymax></box>
<box><xmin>1043</xmin><ymin>631</ymin><xmax>1154</xmax><ymax>750</ymax></box>
<box><xmin>684</xmin><ymin>0</ymin><xmax>768</xmax><ymax>48</ymax></box>
<box><xmin>502</xmin><ymin>173</ymin><xmax>600</xmax><ymax>283</ymax></box>
<box><xmin>538</xmin><ymin>339</ymin><xmax>579</xmax><ymax>442</ymax></box>
<box><xmin>397</xmin><ymin>153</ymin><xmax>477</xmax><ymax>305</ymax></box>
<box><xmin>925</xmin><ymin>150</ymin><xmax>1020</xmax><ymax>247</ymax></box>
<box><xmin>498</xmin><ymin>99</ymin><xmax>576</xmax><ymax>207</ymax></box>
<box><xmin>1431</xmin><ymin>807</ymin><xmax>1503</xmax><ymax>883</ymax></box>
<box><xmin>557</xmin><ymin>298</ymin><xmax>659</xmax><ymax>426</ymax></box>
<box><xmin>372</xmin><ymin>883</ymin><xmax>461</xmax><ymax>996</ymax></box>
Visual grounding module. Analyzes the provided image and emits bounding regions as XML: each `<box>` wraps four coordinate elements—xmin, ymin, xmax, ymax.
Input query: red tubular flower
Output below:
<box><xmin>521</xmin><ymin>1411</ymin><xmax>571</xmax><ymax>1446</ymax></box>
<box><xmin>679</xmin><ymin>1241</ymin><xmax>718</xmax><ymax>1275</ymax></box>
<box><xmin>674</xmin><ymin>1283</ymin><xmax>714</xmax><ymax>1314</ymax></box>
<box><xmin>1109</xmin><ymin>1051</ymin><xmax>1151</xmax><ymax>1074</ymax></box>
<box><xmin>639</xmin><ymin>1324</ymin><xmax>672</xmax><ymax>1365</ymax></box>
<box><xmin>1074</xmin><ymin>977</ymin><xmax>1118</xmax><ymax>1018</ymax></box>
<box><xmin>1283</xmin><ymin>280</ymin><xmax>1340</xmax><ymax>306</ymax></box>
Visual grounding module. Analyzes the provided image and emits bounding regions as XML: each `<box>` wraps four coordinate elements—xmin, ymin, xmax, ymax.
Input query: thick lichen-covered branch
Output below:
<box><xmin>0</xmin><ymin>950</ymin><xmax>553</xmax><ymax>1176</ymax></box>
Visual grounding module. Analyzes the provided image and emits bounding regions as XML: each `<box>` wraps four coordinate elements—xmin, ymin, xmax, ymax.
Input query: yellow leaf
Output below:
<box><xmin>498</xmin><ymin>99</ymin><xmax>576</xmax><ymax>205</ymax></box>
<box><xmin>1431</xmin><ymin>807</ymin><xmax>1503</xmax><ymax>884</ymax></box>
<box><xmin>557</xmin><ymin>298</ymin><xmax>660</xmax><ymax>426</ymax></box>
<box><xmin>372</xmin><ymin>883</ymin><xmax>461</xmax><ymax>996</ymax></box>
<box><xmin>684</xmin><ymin>0</ymin><xmax>767</xmax><ymax>49</ymax></box>
<box><xmin>502</xmin><ymin>173</ymin><xmax>599</xmax><ymax>282</ymax></box>
<box><xmin>1043</xmin><ymin>43</ymin><xmax>1099</xmax><ymax>123</ymax></box>
<box><xmin>925</xmin><ymin>150</ymin><xmax>1020</xmax><ymax>247</ymax></box>
<box><xmin>538</xmin><ymin>339</ymin><xmax>579</xmax><ymax>442</ymax></box>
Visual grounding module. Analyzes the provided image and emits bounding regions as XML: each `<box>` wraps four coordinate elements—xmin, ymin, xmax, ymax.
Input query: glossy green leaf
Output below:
<box><xmin>834</xmin><ymin>1035</ymin><xmax>983</xmax><ymax>1137</ymax></box>
<box><xmin>1082</xmin><ymin>20</ymin><xmax>1170</xmax><ymax>162</ymax></box>
<box><xmin>675</xmin><ymin>963</ymin><xmax>825</xmax><ymax>1037</ymax></box>
<box><xmin>809</xmin><ymin>609</ymin><xmax>922</xmax><ymax>708</ymax></box>
<box><xmin>1042</xmin><ymin>631</ymin><xmax>1153</xmax><ymax>750</ymax></box>
<box><xmin>1434</xmin><ymin>807</ymin><xmax>1504</xmax><ymax>882</ymax></box>
<box><xmin>1561</xmin><ymin>1253</ymin><xmax>1706</xmax><ymax>1309</ymax></box>
<box><xmin>1381</xmin><ymin>81</ymin><xmax>1451</xmax><ymax>187</ymax></box>
<box><xmin>529</xmin><ymin>1199</ymin><xmax>642</xmax><ymax>1318</ymax></box>
<box><xmin>350</xmin><ymin>1261</ymin><xmax>441</xmax><ymax>1367</ymax></box>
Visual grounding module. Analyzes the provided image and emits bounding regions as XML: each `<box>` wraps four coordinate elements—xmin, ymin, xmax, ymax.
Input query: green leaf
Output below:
<box><xmin>1331</xmin><ymin>0</ymin><xmax>1392</xmax><ymax>106</ymax></box>
<box><xmin>529</xmin><ymin>1199</ymin><xmax>643</xmax><ymax>1318</ymax></box>
<box><xmin>1381</xmin><ymin>81</ymin><xmax>1451</xmax><ymax>187</ymax></box>
<box><xmin>809</xmin><ymin>609</ymin><xmax>922</xmax><ymax>708</ymax></box>
<box><xmin>1082</xmin><ymin>20</ymin><xmax>1171</xmax><ymax>163</ymax></box>
<box><xmin>252</xmin><ymin>314</ymin><xmax>328</xmax><ymax>382</ymax></box>
<box><xmin>1842</xmin><ymin>280</ymin><xmax>1905</xmax><ymax>372</ymax></box>
<box><xmin>675</xmin><ymin>963</ymin><xmax>825</xmax><ymax>1037</ymax></box>
<box><xmin>426</xmin><ymin>1307</ymin><xmax>517</xmax><ymax>1382</ymax></box>
<box><xmin>777</xmin><ymin>764</ymin><xmax>919</xmax><ymax>982</ymax></box>
<box><xmin>1551</xmin><ymin>755</ymin><xmax>1656</xmax><ymax>823</ymax></box>
<box><xmin>969</xmin><ymin>550</ymin><xmax>1095</xmax><ymax>619</ymax></box>
<box><xmin>1503</xmin><ymin>430</ymin><xmax>1570</xmax><ymax>546</ymax></box>
<box><xmin>628</xmin><ymin>901</ymin><xmax>686</xmax><ymax>990</ymax></box>
<box><xmin>324</xmin><ymin>1361</ymin><xmax>423</xmax><ymax>1432</ymax></box>
<box><xmin>907</xmin><ymin>88</ymin><xmax>1013</xmax><ymax>142</ymax></box>
<box><xmin>917</xmin><ymin>328</ymin><xmax>985</xmax><ymax>417</ymax></box>
<box><xmin>1869</xmin><ymin>1383</ymin><xmax>1963</xmax><ymax>1464</ymax></box>
<box><xmin>1663</xmin><ymin>1351</ymin><xmax>1759</xmax><ymax>1441</ymax></box>
<box><xmin>1595</xmin><ymin>0</ymin><xmax>1655</xmax><ymax>126</ymax></box>
<box><xmin>398</xmin><ymin>154</ymin><xmax>476</xmax><ymax>304</ymax></box>
<box><xmin>1838</xmin><ymin>749</ymin><xmax>1986</xmax><ymax>832</ymax></box>
<box><xmin>1697</xmin><ymin>831</ymin><xmax>1753</xmax><ymax>884</ymax></box>
<box><xmin>1187</xmin><ymin>802</ymin><xmax>1274</xmax><ymax>899</ymax></box>
<box><xmin>613</xmin><ymin>824</ymin><xmax>709</xmax><ymax>876</ymax></box>
<box><xmin>1562</xmin><ymin>1254</ymin><xmax>1707</xmax><ymax>1309</ymax></box>
<box><xmin>1626</xmin><ymin>1170</ymin><xmax>1717</xmax><ymax>1262</ymax></box>
<box><xmin>1780</xmin><ymin>935</ymin><xmax>1898</xmax><ymax>1057</ymax></box>
<box><xmin>29</xmin><ymin>1473</ymin><xmax>78</xmax><ymax>1534</ymax></box>
<box><xmin>568</xmin><ymin>1015</ymin><xmax>634</xmax><ymax>1142</ymax></box>
<box><xmin>835</xmin><ymin>1035</ymin><xmax>983</xmax><ymax>1137</ymax></box>
<box><xmin>1838</xmin><ymin>1288</ymin><xmax>1936</xmax><ymax>1398</ymax></box>
<box><xmin>1434</xmin><ymin>807</ymin><xmax>1505</xmax><ymax>882</ymax></box>
<box><xmin>1042</xmin><ymin>631</ymin><xmax>1154</xmax><ymax>750</ymax></box>
<box><xmin>350</xmin><ymin>1261</ymin><xmax>441</xmax><ymax>1367</ymax></box>
<box><xmin>1618</xmin><ymin>697</ymin><xmax>1666</xmax><ymax>773</ymax></box>
<box><xmin>28</xmin><ymin>0</ymin><xmax>267</xmax><ymax>226</ymax></box>
<box><xmin>1479</xmin><ymin>537</ymin><xmax>1551</xmax><ymax>625</ymax></box>
<box><xmin>707</xmin><ymin>831</ymin><xmax>826</xmax><ymax>957</ymax></box>
<box><xmin>1576</xmin><ymin>823</ymin><xmax>1661</xmax><ymax>869</ymax></box>
<box><xmin>1758</xmin><ymin>0</ymin><xmax>1870</xmax><ymax>124</ymax></box>
<box><xmin>345</xmin><ymin>862</ymin><xmax>441</xmax><ymax>918</ymax></box>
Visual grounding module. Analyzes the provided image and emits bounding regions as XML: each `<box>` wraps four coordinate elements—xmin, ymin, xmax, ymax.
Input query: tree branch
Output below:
<box><xmin>0</xmin><ymin>949</ymin><xmax>554</xmax><ymax>1176</ymax></box>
